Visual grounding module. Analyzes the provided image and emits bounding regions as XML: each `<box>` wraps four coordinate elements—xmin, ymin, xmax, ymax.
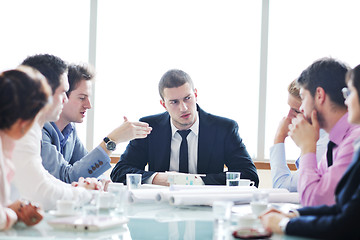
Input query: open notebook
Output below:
<box><xmin>48</xmin><ymin>215</ymin><xmax>128</xmax><ymax>231</ymax></box>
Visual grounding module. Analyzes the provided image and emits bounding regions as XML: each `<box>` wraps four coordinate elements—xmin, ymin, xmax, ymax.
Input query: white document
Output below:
<box><xmin>125</xmin><ymin>184</ymin><xmax>298</xmax><ymax>207</ymax></box>
<box><xmin>47</xmin><ymin>215</ymin><xmax>128</xmax><ymax>231</ymax></box>
<box><xmin>128</xmin><ymin>188</ymin><xmax>169</xmax><ymax>203</ymax></box>
<box><xmin>168</xmin><ymin>189</ymin><xmax>298</xmax><ymax>206</ymax></box>
<box><xmin>157</xmin><ymin>186</ymin><xmax>258</xmax><ymax>202</ymax></box>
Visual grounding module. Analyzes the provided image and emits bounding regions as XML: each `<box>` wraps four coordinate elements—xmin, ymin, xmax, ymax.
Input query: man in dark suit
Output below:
<box><xmin>111</xmin><ymin>69</ymin><xmax>259</xmax><ymax>186</ymax></box>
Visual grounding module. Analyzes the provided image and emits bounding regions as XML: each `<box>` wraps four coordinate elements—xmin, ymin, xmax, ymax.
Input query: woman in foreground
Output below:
<box><xmin>0</xmin><ymin>67</ymin><xmax>50</xmax><ymax>230</ymax></box>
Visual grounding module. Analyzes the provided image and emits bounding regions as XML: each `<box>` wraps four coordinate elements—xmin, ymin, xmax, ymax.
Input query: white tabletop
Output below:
<box><xmin>0</xmin><ymin>202</ymin><xmax>317</xmax><ymax>240</ymax></box>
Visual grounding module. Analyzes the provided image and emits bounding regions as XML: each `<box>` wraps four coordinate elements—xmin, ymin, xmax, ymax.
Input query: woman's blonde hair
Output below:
<box><xmin>288</xmin><ymin>79</ymin><xmax>301</xmax><ymax>100</ymax></box>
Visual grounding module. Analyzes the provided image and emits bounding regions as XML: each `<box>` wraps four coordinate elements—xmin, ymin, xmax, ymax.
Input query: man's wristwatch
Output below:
<box><xmin>103</xmin><ymin>137</ymin><xmax>116</xmax><ymax>151</ymax></box>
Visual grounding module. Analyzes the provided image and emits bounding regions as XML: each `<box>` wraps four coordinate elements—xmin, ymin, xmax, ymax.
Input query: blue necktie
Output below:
<box><xmin>327</xmin><ymin>141</ymin><xmax>336</xmax><ymax>167</ymax></box>
<box><xmin>178</xmin><ymin>130</ymin><xmax>191</xmax><ymax>173</ymax></box>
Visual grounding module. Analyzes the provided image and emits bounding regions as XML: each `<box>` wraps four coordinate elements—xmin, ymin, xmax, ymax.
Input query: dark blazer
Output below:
<box><xmin>286</xmin><ymin>146</ymin><xmax>360</xmax><ymax>239</ymax></box>
<box><xmin>111</xmin><ymin>105</ymin><xmax>259</xmax><ymax>186</ymax></box>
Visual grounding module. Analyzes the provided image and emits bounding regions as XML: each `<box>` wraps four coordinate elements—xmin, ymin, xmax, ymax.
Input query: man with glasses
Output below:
<box><xmin>287</xmin><ymin>57</ymin><xmax>360</xmax><ymax>206</ymax></box>
<box><xmin>342</xmin><ymin>87</ymin><xmax>351</xmax><ymax>99</ymax></box>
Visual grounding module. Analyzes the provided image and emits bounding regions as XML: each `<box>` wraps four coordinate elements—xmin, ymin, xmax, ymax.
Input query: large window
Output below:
<box><xmin>0</xmin><ymin>0</ymin><xmax>90</xmax><ymax>140</ymax></box>
<box><xmin>95</xmin><ymin>0</ymin><xmax>262</xmax><ymax>157</ymax></box>
<box><xmin>1</xmin><ymin>0</ymin><xmax>360</xmax><ymax>162</ymax></box>
<box><xmin>265</xmin><ymin>0</ymin><xmax>360</xmax><ymax>160</ymax></box>
<box><xmin>0</xmin><ymin>0</ymin><xmax>90</xmax><ymax>71</ymax></box>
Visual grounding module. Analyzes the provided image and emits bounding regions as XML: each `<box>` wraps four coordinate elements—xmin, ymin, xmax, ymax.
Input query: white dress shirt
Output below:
<box><xmin>10</xmin><ymin>122</ymin><xmax>91</xmax><ymax>211</ymax></box>
<box><xmin>0</xmin><ymin>132</ymin><xmax>17</xmax><ymax>230</ymax></box>
<box><xmin>146</xmin><ymin>112</ymin><xmax>203</xmax><ymax>184</ymax></box>
<box><xmin>169</xmin><ymin>112</ymin><xmax>199</xmax><ymax>174</ymax></box>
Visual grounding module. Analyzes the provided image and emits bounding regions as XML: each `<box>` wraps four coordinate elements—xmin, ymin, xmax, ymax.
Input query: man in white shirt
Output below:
<box><xmin>111</xmin><ymin>69</ymin><xmax>259</xmax><ymax>186</ymax></box>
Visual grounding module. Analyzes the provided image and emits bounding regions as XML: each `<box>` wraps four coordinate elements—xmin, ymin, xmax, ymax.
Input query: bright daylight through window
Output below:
<box><xmin>1</xmin><ymin>0</ymin><xmax>360</xmax><ymax>162</ymax></box>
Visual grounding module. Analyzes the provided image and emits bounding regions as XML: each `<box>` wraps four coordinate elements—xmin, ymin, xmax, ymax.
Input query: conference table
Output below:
<box><xmin>0</xmin><ymin>201</ymin><xmax>316</xmax><ymax>240</ymax></box>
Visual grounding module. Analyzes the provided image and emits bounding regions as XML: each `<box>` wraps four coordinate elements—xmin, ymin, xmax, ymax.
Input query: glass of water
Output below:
<box><xmin>250</xmin><ymin>190</ymin><xmax>269</xmax><ymax>216</ymax></box>
<box><xmin>212</xmin><ymin>201</ymin><xmax>233</xmax><ymax>223</ymax></box>
<box><xmin>126</xmin><ymin>174</ymin><xmax>142</xmax><ymax>190</ymax></box>
<box><xmin>82</xmin><ymin>190</ymin><xmax>100</xmax><ymax>216</ymax></box>
<box><xmin>226</xmin><ymin>172</ymin><xmax>241</xmax><ymax>186</ymax></box>
<box><xmin>107</xmin><ymin>182</ymin><xmax>128</xmax><ymax>215</ymax></box>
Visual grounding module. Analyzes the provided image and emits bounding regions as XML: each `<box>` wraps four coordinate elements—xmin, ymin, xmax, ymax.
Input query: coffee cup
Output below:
<box><xmin>56</xmin><ymin>200</ymin><xmax>75</xmax><ymax>214</ymax></box>
<box><xmin>250</xmin><ymin>202</ymin><xmax>268</xmax><ymax>216</ymax></box>
<box><xmin>238</xmin><ymin>179</ymin><xmax>255</xmax><ymax>187</ymax></box>
<box><xmin>97</xmin><ymin>192</ymin><xmax>114</xmax><ymax>209</ymax></box>
<box><xmin>82</xmin><ymin>205</ymin><xmax>99</xmax><ymax>216</ymax></box>
<box><xmin>237</xmin><ymin>213</ymin><xmax>257</xmax><ymax>228</ymax></box>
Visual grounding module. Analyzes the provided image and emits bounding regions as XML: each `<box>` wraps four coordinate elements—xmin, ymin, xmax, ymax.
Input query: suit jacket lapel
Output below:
<box><xmin>335</xmin><ymin>148</ymin><xmax>360</xmax><ymax>195</ymax></box>
<box><xmin>197</xmin><ymin>106</ymin><xmax>216</xmax><ymax>173</ymax></box>
<box><xmin>153</xmin><ymin>112</ymin><xmax>172</xmax><ymax>171</ymax></box>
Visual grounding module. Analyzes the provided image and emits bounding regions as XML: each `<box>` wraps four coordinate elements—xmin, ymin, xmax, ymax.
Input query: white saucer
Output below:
<box><xmin>49</xmin><ymin>210</ymin><xmax>79</xmax><ymax>217</ymax></box>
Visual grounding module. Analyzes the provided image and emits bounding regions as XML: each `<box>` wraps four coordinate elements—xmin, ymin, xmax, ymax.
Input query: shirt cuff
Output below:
<box><xmin>194</xmin><ymin>176</ymin><xmax>205</xmax><ymax>185</ymax></box>
<box><xmin>299</xmin><ymin>152</ymin><xmax>317</xmax><ymax>169</ymax></box>
<box><xmin>289</xmin><ymin>209</ymin><xmax>300</xmax><ymax>217</ymax></box>
<box><xmin>278</xmin><ymin>217</ymin><xmax>290</xmax><ymax>234</ymax></box>
<box><xmin>145</xmin><ymin>172</ymin><xmax>158</xmax><ymax>184</ymax></box>
<box><xmin>4</xmin><ymin>208</ymin><xmax>18</xmax><ymax>230</ymax></box>
<box><xmin>95</xmin><ymin>145</ymin><xmax>111</xmax><ymax>160</ymax></box>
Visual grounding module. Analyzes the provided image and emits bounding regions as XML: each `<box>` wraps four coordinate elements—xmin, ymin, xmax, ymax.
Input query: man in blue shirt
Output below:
<box><xmin>41</xmin><ymin>63</ymin><xmax>152</xmax><ymax>183</ymax></box>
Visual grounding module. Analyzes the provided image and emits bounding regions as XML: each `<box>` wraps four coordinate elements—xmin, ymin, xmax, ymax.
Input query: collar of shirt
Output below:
<box><xmin>354</xmin><ymin>137</ymin><xmax>360</xmax><ymax>151</ymax></box>
<box><xmin>170</xmin><ymin>111</ymin><xmax>199</xmax><ymax>137</ymax></box>
<box><xmin>169</xmin><ymin>111</ymin><xmax>199</xmax><ymax>174</ymax></box>
<box><xmin>328</xmin><ymin>112</ymin><xmax>354</xmax><ymax>146</ymax></box>
<box><xmin>50</xmin><ymin>122</ymin><xmax>74</xmax><ymax>150</ymax></box>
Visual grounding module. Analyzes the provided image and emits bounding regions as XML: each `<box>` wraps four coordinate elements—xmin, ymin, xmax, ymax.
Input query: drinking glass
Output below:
<box><xmin>250</xmin><ymin>191</ymin><xmax>269</xmax><ymax>216</ymax></box>
<box><xmin>226</xmin><ymin>172</ymin><xmax>241</xmax><ymax>186</ymax></box>
<box><xmin>126</xmin><ymin>174</ymin><xmax>142</xmax><ymax>190</ymax></box>
<box><xmin>82</xmin><ymin>190</ymin><xmax>100</xmax><ymax>216</ymax></box>
<box><xmin>107</xmin><ymin>183</ymin><xmax>128</xmax><ymax>215</ymax></box>
<box><xmin>212</xmin><ymin>201</ymin><xmax>233</xmax><ymax>223</ymax></box>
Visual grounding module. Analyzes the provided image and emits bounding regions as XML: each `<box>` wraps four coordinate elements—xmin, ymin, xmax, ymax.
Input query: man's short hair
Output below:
<box><xmin>22</xmin><ymin>54</ymin><xmax>67</xmax><ymax>93</ymax></box>
<box><xmin>67</xmin><ymin>63</ymin><xmax>95</xmax><ymax>96</ymax></box>
<box><xmin>296</xmin><ymin>57</ymin><xmax>349</xmax><ymax>108</ymax></box>
<box><xmin>158</xmin><ymin>69</ymin><xmax>194</xmax><ymax>100</ymax></box>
